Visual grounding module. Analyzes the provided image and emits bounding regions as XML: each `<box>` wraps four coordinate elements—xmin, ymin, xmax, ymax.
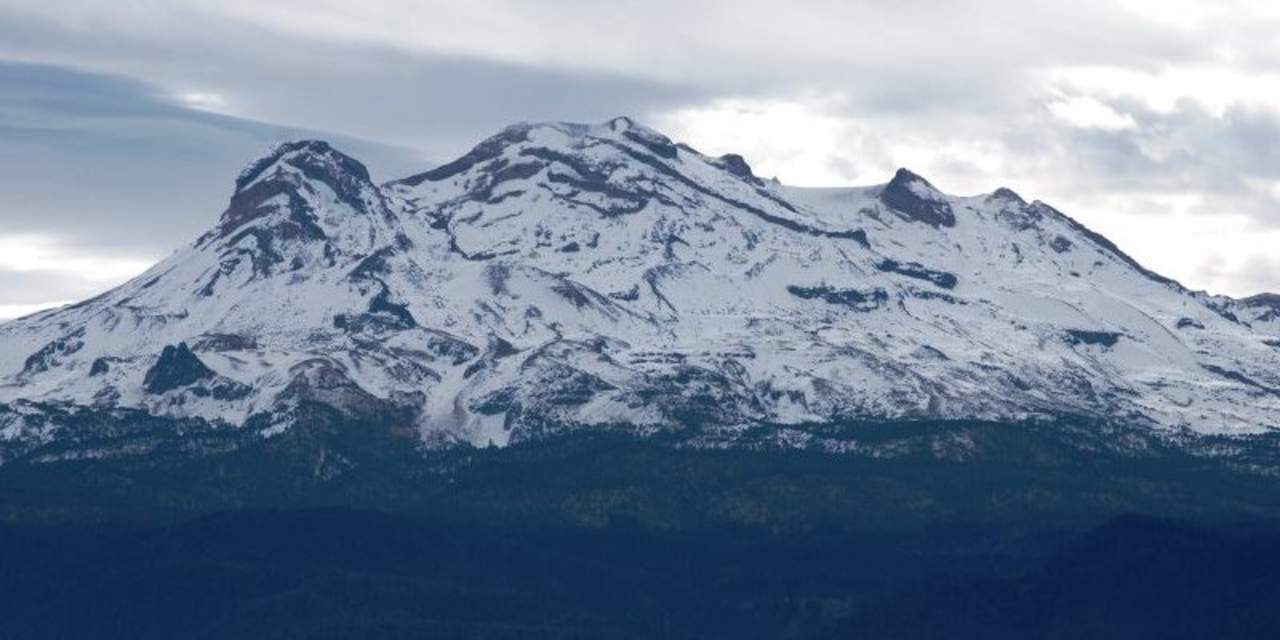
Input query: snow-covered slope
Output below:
<box><xmin>3</xmin><ymin>117</ymin><xmax>1280</xmax><ymax>459</ymax></box>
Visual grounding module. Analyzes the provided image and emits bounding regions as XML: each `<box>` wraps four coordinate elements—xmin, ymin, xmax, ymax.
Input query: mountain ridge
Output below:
<box><xmin>3</xmin><ymin>117</ymin><xmax>1280</xmax><ymax>464</ymax></box>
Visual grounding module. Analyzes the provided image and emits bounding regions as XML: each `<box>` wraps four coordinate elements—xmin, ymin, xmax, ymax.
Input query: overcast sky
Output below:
<box><xmin>2</xmin><ymin>0</ymin><xmax>1280</xmax><ymax>318</ymax></box>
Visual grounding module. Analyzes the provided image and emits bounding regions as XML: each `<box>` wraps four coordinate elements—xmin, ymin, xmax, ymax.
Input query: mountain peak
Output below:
<box><xmin>212</xmin><ymin>140</ymin><xmax>380</xmax><ymax>242</ymax></box>
<box><xmin>235</xmin><ymin>140</ymin><xmax>371</xmax><ymax>193</ymax></box>
<box><xmin>879</xmin><ymin>167</ymin><xmax>955</xmax><ymax>227</ymax></box>
<box><xmin>990</xmin><ymin>187</ymin><xmax>1026</xmax><ymax>204</ymax></box>
<box><xmin>394</xmin><ymin>117</ymin><xmax>683</xmax><ymax>188</ymax></box>
<box><xmin>889</xmin><ymin>167</ymin><xmax>931</xmax><ymax>186</ymax></box>
<box><xmin>605</xmin><ymin>115</ymin><xmax>636</xmax><ymax>132</ymax></box>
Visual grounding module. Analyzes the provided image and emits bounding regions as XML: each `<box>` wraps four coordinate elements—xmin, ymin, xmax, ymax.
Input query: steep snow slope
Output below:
<box><xmin>3</xmin><ymin>117</ymin><xmax>1280</xmax><ymax>458</ymax></box>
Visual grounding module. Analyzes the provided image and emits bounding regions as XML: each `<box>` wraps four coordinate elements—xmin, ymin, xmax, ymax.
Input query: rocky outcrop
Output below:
<box><xmin>143</xmin><ymin>343</ymin><xmax>214</xmax><ymax>394</ymax></box>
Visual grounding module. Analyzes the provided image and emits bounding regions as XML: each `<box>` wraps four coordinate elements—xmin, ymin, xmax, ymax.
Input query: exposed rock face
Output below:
<box><xmin>143</xmin><ymin>343</ymin><xmax>214</xmax><ymax>394</ymax></box>
<box><xmin>879</xmin><ymin>168</ymin><xmax>956</xmax><ymax>227</ymax></box>
<box><xmin>715</xmin><ymin>154</ymin><xmax>758</xmax><ymax>182</ymax></box>
<box><xmin>1242</xmin><ymin>293</ymin><xmax>1280</xmax><ymax>323</ymax></box>
<box><xmin>991</xmin><ymin>187</ymin><xmax>1026</xmax><ymax>204</ymax></box>
<box><xmin>2</xmin><ymin>117</ymin><xmax>1280</xmax><ymax>464</ymax></box>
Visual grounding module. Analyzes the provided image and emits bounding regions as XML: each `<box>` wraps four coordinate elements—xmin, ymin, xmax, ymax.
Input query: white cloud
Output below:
<box><xmin>1047</xmin><ymin>65</ymin><xmax>1280</xmax><ymax>117</ymax></box>
<box><xmin>655</xmin><ymin>96</ymin><xmax>1008</xmax><ymax>194</ymax></box>
<box><xmin>655</xmin><ymin>96</ymin><xmax>881</xmax><ymax>186</ymax></box>
<box><xmin>0</xmin><ymin>301</ymin><xmax>71</xmax><ymax>320</ymax></box>
<box><xmin>0</xmin><ymin>235</ymin><xmax>154</xmax><ymax>282</ymax></box>
<box><xmin>177</xmin><ymin>91</ymin><xmax>228</xmax><ymax>111</ymax></box>
<box><xmin>1047</xmin><ymin>95</ymin><xmax>1137</xmax><ymax>130</ymax></box>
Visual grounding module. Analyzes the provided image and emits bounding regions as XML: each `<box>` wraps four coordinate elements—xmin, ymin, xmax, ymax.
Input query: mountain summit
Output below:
<box><xmin>3</xmin><ymin>118</ymin><xmax>1280</xmax><ymax>462</ymax></box>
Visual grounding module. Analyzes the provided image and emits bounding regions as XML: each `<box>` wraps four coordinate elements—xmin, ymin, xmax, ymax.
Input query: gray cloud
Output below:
<box><xmin>0</xmin><ymin>269</ymin><xmax>104</xmax><ymax>305</ymax></box>
<box><xmin>0</xmin><ymin>61</ymin><xmax>425</xmax><ymax>255</ymax></box>
<box><xmin>0</xmin><ymin>5</ymin><xmax>711</xmax><ymax>159</ymax></box>
<box><xmin>995</xmin><ymin>98</ymin><xmax>1280</xmax><ymax>221</ymax></box>
<box><xmin>1</xmin><ymin>1</ymin><xmax>1280</xmax><ymax>299</ymax></box>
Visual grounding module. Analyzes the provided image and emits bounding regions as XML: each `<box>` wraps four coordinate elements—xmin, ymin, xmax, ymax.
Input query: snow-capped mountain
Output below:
<box><xmin>3</xmin><ymin>117</ymin><xmax>1280</xmax><ymax>461</ymax></box>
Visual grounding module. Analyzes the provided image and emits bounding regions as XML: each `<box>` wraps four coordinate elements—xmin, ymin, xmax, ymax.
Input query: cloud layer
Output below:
<box><xmin>1</xmin><ymin>0</ymin><xmax>1280</xmax><ymax>315</ymax></box>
